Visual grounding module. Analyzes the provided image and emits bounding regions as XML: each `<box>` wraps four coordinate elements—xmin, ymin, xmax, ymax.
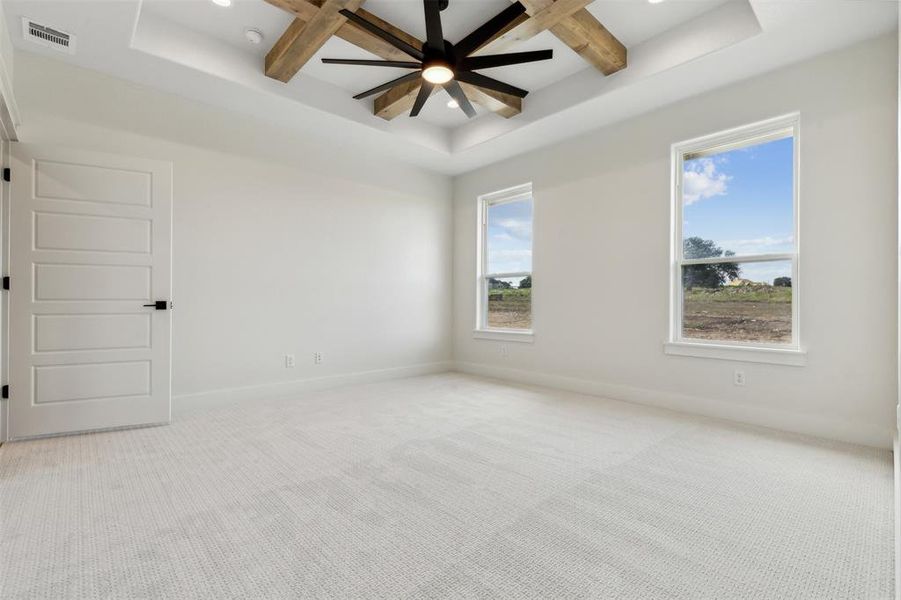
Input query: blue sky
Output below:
<box><xmin>487</xmin><ymin>198</ymin><xmax>533</xmax><ymax>277</ymax></box>
<box><xmin>683</xmin><ymin>136</ymin><xmax>794</xmax><ymax>284</ymax></box>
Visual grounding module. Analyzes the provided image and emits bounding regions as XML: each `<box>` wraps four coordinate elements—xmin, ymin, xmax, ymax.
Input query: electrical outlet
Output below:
<box><xmin>734</xmin><ymin>370</ymin><xmax>746</xmax><ymax>386</ymax></box>
<box><xmin>285</xmin><ymin>354</ymin><xmax>295</xmax><ymax>368</ymax></box>
<box><xmin>313</xmin><ymin>352</ymin><xmax>322</xmax><ymax>365</ymax></box>
<box><xmin>500</xmin><ymin>344</ymin><xmax>509</xmax><ymax>358</ymax></box>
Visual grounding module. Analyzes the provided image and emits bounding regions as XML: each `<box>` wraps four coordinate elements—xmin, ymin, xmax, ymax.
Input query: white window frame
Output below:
<box><xmin>665</xmin><ymin>114</ymin><xmax>806</xmax><ymax>366</ymax></box>
<box><xmin>474</xmin><ymin>183</ymin><xmax>534</xmax><ymax>343</ymax></box>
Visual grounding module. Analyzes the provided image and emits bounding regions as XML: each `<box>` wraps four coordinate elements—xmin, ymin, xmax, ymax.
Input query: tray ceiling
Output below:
<box><xmin>3</xmin><ymin>0</ymin><xmax>897</xmax><ymax>173</ymax></box>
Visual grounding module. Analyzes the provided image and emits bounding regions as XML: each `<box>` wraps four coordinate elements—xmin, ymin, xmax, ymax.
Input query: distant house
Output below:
<box><xmin>727</xmin><ymin>278</ymin><xmax>765</xmax><ymax>287</ymax></box>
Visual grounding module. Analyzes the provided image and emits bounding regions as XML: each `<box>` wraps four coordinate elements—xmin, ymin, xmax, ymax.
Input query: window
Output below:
<box><xmin>668</xmin><ymin>115</ymin><xmax>803</xmax><ymax>364</ymax></box>
<box><xmin>476</xmin><ymin>183</ymin><xmax>533</xmax><ymax>340</ymax></box>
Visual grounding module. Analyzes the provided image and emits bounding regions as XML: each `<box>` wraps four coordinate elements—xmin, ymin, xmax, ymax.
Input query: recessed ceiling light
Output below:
<box><xmin>245</xmin><ymin>29</ymin><xmax>263</xmax><ymax>44</ymax></box>
<box><xmin>211</xmin><ymin>0</ymin><xmax>231</xmax><ymax>7</ymax></box>
<box><xmin>447</xmin><ymin>99</ymin><xmax>459</xmax><ymax>109</ymax></box>
<box><xmin>648</xmin><ymin>0</ymin><xmax>665</xmax><ymax>4</ymax></box>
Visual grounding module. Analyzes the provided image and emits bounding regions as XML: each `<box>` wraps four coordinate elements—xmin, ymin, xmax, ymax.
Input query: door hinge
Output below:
<box><xmin>1</xmin><ymin>385</ymin><xmax>8</xmax><ymax>399</ymax></box>
<box><xmin>2</xmin><ymin>276</ymin><xmax>8</xmax><ymax>290</ymax></box>
<box><xmin>2</xmin><ymin>168</ymin><xmax>9</xmax><ymax>182</ymax></box>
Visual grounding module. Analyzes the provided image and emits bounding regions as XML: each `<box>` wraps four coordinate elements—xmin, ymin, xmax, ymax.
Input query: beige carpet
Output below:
<box><xmin>0</xmin><ymin>373</ymin><xmax>893</xmax><ymax>599</ymax></box>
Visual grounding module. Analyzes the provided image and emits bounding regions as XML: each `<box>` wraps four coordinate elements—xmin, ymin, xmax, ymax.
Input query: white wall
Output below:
<box><xmin>0</xmin><ymin>0</ymin><xmax>17</xmax><ymax>140</ymax></box>
<box><xmin>453</xmin><ymin>34</ymin><xmax>899</xmax><ymax>448</ymax></box>
<box><xmin>14</xmin><ymin>52</ymin><xmax>453</xmax><ymax>401</ymax></box>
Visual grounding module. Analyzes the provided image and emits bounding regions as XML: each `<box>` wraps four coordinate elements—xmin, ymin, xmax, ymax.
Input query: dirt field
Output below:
<box><xmin>683</xmin><ymin>285</ymin><xmax>792</xmax><ymax>343</ymax></box>
<box><xmin>487</xmin><ymin>288</ymin><xmax>532</xmax><ymax>329</ymax></box>
<box><xmin>484</xmin><ymin>285</ymin><xmax>790</xmax><ymax>341</ymax></box>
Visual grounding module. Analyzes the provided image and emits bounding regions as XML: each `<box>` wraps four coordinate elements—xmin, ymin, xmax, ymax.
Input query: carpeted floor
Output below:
<box><xmin>0</xmin><ymin>373</ymin><xmax>893</xmax><ymax>599</ymax></box>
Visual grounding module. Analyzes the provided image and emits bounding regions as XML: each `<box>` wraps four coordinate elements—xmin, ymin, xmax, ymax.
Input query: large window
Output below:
<box><xmin>476</xmin><ymin>183</ymin><xmax>533</xmax><ymax>337</ymax></box>
<box><xmin>669</xmin><ymin>115</ymin><xmax>801</xmax><ymax>360</ymax></box>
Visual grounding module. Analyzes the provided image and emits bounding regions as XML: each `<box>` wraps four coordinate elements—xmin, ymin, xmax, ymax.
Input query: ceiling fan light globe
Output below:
<box><xmin>422</xmin><ymin>65</ymin><xmax>454</xmax><ymax>84</ymax></box>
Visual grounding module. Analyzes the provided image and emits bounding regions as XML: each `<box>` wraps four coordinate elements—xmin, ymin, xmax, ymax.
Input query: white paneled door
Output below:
<box><xmin>8</xmin><ymin>144</ymin><xmax>172</xmax><ymax>439</ymax></box>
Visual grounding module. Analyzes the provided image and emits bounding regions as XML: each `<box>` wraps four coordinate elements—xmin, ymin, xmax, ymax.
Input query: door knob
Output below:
<box><xmin>143</xmin><ymin>301</ymin><xmax>170</xmax><ymax>310</ymax></box>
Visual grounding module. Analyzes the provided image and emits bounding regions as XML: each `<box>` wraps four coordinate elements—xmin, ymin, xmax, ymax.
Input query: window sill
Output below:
<box><xmin>473</xmin><ymin>329</ymin><xmax>534</xmax><ymax>343</ymax></box>
<box><xmin>663</xmin><ymin>341</ymin><xmax>807</xmax><ymax>366</ymax></box>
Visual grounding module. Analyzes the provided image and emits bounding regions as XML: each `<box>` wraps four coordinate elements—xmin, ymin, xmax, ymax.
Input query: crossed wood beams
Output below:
<box><xmin>263</xmin><ymin>0</ymin><xmax>626</xmax><ymax>120</ymax></box>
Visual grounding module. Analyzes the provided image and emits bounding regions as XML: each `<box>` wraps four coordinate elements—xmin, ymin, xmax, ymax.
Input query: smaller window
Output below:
<box><xmin>476</xmin><ymin>184</ymin><xmax>533</xmax><ymax>336</ymax></box>
<box><xmin>670</xmin><ymin>115</ymin><xmax>800</xmax><ymax>354</ymax></box>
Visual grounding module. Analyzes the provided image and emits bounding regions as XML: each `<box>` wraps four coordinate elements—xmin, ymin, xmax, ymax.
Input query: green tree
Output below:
<box><xmin>488</xmin><ymin>278</ymin><xmax>512</xmax><ymax>290</ymax></box>
<box><xmin>773</xmin><ymin>277</ymin><xmax>792</xmax><ymax>287</ymax></box>
<box><xmin>519</xmin><ymin>275</ymin><xmax>532</xmax><ymax>289</ymax></box>
<box><xmin>682</xmin><ymin>237</ymin><xmax>739</xmax><ymax>289</ymax></box>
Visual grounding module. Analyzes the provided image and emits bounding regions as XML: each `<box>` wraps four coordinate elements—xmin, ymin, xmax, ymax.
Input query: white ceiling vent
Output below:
<box><xmin>22</xmin><ymin>18</ymin><xmax>75</xmax><ymax>54</ymax></box>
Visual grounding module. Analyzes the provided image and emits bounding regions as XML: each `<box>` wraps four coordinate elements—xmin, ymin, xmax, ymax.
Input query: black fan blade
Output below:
<box><xmin>462</xmin><ymin>50</ymin><xmax>553</xmax><ymax>71</ymax></box>
<box><xmin>444</xmin><ymin>80</ymin><xmax>477</xmax><ymax>118</ymax></box>
<box><xmin>455</xmin><ymin>2</ymin><xmax>527</xmax><ymax>58</ymax></box>
<box><xmin>456</xmin><ymin>71</ymin><xmax>528</xmax><ymax>98</ymax></box>
<box><xmin>410</xmin><ymin>81</ymin><xmax>434</xmax><ymax>117</ymax></box>
<box><xmin>322</xmin><ymin>59</ymin><xmax>422</xmax><ymax>68</ymax></box>
<box><xmin>353</xmin><ymin>71</ymin><xmax>422</xmax><ymax>100</ymax></box>
<box><xmin>423</xmin><ymin>0</ymin><xmax>444</xmax><ymax>54</ymax></box>
<box><xmin>339</xmin><ymin>9</ymin><xmax>425</xmax><ymax>61</ymax></box>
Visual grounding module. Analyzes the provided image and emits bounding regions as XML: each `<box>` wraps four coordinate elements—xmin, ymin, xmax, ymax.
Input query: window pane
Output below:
<box><xmin>487</xmin><ymin>198</ymin><xmax>532</xmax><ymax>273</ymax></box>
<box><xmin>487</xmin><ymin>276</ymin><xmax>532</xmax><ymax>330</ymax></box>
<box><xmin>683</xmin><ymin>136</ymin><xmax>794</xmax><ymax>257</ymax></box>
<box><xmin>682</xmin><ymin>261</ymin><xmax>792</xmax><ymax>344</ymax></box>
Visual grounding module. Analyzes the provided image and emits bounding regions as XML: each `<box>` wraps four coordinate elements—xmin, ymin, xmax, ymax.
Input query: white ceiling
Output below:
<box><xmin>4</xmin><ymin>0</ymin><xmax>898</xmax><ymax>173</ymax></box>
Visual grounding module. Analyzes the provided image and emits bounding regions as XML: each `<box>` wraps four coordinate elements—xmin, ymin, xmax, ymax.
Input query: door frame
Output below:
<box><xmin>0</xmin><ymin>62</ymin><xmax>18</xmax><ymax>444</ymax></box>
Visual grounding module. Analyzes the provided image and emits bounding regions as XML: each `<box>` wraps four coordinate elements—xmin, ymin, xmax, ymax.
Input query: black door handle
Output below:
<box><xmin>143</xmin><ymin>301</ymin><xmax>170</xmax><ymax>310</ymax></box>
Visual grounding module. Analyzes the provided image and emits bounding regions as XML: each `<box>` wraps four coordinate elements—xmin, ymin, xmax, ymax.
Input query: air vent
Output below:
<box><xmin>22</xmin><ymin>18</ymin><xmax>75</xmax><ymax>54</ymax></box>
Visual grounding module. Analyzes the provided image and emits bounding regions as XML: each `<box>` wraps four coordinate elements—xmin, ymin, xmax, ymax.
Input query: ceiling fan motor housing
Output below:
<box><xmin>423</xmin><ymin>40</ymin><xmax>457</xmax><ymax>70</ymax></box>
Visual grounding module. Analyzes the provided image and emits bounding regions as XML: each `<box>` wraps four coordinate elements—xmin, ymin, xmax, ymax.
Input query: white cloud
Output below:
<box><xmin>683</xmin><ymin>158</ymin><xmax>730</xmax><ymax>205</ymax></box>
<box><xmin>488</xmin><ymin>249</ymin><xmax>532</xmax><ymax>272</ymax></box>
<box><xmin>491</xmin><ymin>249</ymin><xmax>532</xmax><ymax>260</ymax></box>
<box><xmin>719</xmin><ymin>235</ymin><xmax>794</xmax><ymax>255</ymax></box>
<box><xmin>496</xmin><ymin>218</ymin><xmax>532</xmax><ymax>241</ymax></box>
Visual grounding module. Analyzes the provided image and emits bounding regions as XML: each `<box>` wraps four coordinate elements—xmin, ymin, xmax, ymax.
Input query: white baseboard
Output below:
<box><xmin>453</xmin><ymin>361</ymin><xmax>893</xmax><ymax>449</ymax></box>
<box><xmin>174</xmin><ymin>361</ymin><xmax>454</xmax><ymax>414</ymax></box>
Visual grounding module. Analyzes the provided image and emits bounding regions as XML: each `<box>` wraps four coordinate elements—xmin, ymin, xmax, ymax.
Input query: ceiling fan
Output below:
<box><xmin>321</xmin><ymin>0</ymin><xmax>553</xmax><ymax>118</ymax></box>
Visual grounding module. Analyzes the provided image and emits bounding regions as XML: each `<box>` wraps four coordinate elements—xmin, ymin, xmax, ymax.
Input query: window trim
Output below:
<box><xmin>668</xmin><ymin>114</ymin><xmax>804</xmax><ymax>364</ymax></box>
<box><xmin>475</xmin><ymin>182</ymin><xmax>534</xmax><ymax>340</ymax></box>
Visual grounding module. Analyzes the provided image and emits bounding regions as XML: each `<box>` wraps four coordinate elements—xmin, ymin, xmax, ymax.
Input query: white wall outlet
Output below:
<box><xmin>313</xmin><ymin>352</ymin><xmax>322</xmax><ymax>365</ymax></box>
<box><xmin>734</xmin><ymin>370</ymin><xmax>746</xmax><ymax>386</ymax></box>
<box><xmin>500</xmin><ymin>344</ymin><xmax>509</xmax><ymax>358</ymax></box>
<box><xmin>285</xmin><ymin>354</ymin><xmax>295</xmax><ymax>368</ymax></box>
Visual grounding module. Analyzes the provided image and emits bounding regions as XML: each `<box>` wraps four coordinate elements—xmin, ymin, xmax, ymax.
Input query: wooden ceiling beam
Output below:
<box><xmin>374</xmin><ymin>79</ymin><xmax>435</xmax><ymax>120</ymax></box>
<box><xmin>517</xmin><ymin>0</ymin><xmax>626</xmax><ymax>75</ymax></box>
<box><xmin>264</xmin><ymin>0</ymin><xmax>626</xmax><ymax>119</ymax></box>
<box><xmin>265</xmin><ymin>0</ymin><xmax>366</xmax><ymax>83</ymax></box>
<box><xmin>476</xmin><ymin>0</ymin><xmax>594</xmax><ymax>53</ymax></box>
<box><xmin>266</xmin><ymin>0</ymin><xmax>521</xmax><ymax>119</ymax></box>
<box><xmin>266</xmin><ymin>1</ymin><xmax>422</xmax><ymax>61</ymax></box>
<box><xmin>459</xmin><ymin>83</ymin><xmax>522</xmax><ymax>119</ymax></box>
